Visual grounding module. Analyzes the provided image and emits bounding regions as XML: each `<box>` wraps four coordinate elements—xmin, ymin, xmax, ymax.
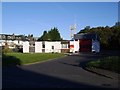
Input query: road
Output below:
<box><xmin>3</xmin><ymin>53</ymin><xmax>119</xmax><ymax>89</ymax></box>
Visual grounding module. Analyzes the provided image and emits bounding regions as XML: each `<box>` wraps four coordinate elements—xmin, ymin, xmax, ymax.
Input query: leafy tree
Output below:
<box><xmin>28</xmin><ymin>34</ymin><xmax>34</xmax><ymax>41</ymax></box>
<box><xmin>49</xmin><ymin>27</ymin><xmax>61</xmax><ymax>41</ymax></box>
<box><xmin>38</xmin><ymin>27</ymin><xmax>62</xmax><ymax>41</ymax></box>
<box><xmin>78</xmin><ymin>22</ymin><xmax>120</xmax><ymax>50</ymax></box>
<box><xmin>38</xmin><ymin>31</ymin><xmax>49</xmax><ymax>41</ymax></box>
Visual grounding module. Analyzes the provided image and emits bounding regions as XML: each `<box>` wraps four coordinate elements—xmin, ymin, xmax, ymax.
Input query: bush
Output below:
<box><xmin>12</xmin><ymin>48</ymin><xmax>17</xmax><ymax>52</ymax></box>
<box><xmin>12</xmin><ymin>45</ymin><xmax>23</xmax><ymax>53</ymax></box>
<box><xmin>18</xmin><ymin>48</ymin><xmax>23</xmax><ymax>53</ymax></box>
<box><xmin>2</xmin><ymin>46</ymin><xmax>12</xmax><ymax>54</ymax></box>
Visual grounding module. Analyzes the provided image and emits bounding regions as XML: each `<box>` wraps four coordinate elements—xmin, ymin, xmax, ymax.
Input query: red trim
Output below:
<box><xmin>70</xmin><ymin>45</ymin><xmax>74</xmax><ymax>48</ymax></box>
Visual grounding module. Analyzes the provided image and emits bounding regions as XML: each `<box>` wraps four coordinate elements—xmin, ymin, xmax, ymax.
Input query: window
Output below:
<box><xmin>42</xmin><ymin>44</ymin><xmax>45</xmax><ymax>48</ymax></box>
<box><xmin>8</xmin><ymin>36</ymin><xmax>12</xmax><ymax>39</ymax></box>
<box><xmin>18</xmin><ymin>40</ymin><xmax>20</xmax><ymax>44</ymax></box>
<box><xmin>2</xmin><ymin>35</ymin><xmax>5</xmax><ymax>39</ymax></box>
<box><xmin>61</xmin><ymin>44</ymin><xmax>68</xmax><ymax>49</ymax></box>
<box><xmin>52</xmin><ymin>46</ymin><xmax>54</xmax><ymax>49</ymax></box>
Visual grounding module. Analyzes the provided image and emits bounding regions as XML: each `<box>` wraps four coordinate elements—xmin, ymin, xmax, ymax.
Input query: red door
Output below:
<box><xmin>79</xmin><ymin>39</ymin><xmax>92</xmax><ymax>52</ymax></box>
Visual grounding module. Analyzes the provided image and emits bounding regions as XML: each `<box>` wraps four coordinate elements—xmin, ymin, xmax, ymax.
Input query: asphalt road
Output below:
<box><xmin>2</xmin><ymin>53</ymin><xmax>119</xmax><ymax>89</ymax></box>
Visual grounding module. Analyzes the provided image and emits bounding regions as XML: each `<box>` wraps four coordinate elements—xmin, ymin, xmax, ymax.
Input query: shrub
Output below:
<box><xmin>2</xmin><ymin>46</ymin><xmax>12</xmax><ymax>54</ymax></box>
<box><xmin>2</xmin><ymin>42</ymin><xmax>12</xmax><ymax>54</ymax></box>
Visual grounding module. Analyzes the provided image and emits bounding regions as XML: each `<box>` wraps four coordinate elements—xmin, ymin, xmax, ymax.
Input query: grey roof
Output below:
<box><xmin>0</xmin><ymin>34</ymin><xmax>29</xmax><ymax>41</ymax></box>
<box><xmin>74</xmin><ymin>33</ymin><xmax>100</xmax><ymax>41</ymax></box>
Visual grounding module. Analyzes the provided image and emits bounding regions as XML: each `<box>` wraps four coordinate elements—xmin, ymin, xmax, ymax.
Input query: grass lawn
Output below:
<box><xmin>85</xmin><ymin>56</ymin><xmax>120</xmax><ymax>74</ymax></box>
<box><xmin>2</xmin><ymin>53</ymin><xmax>65</xmax><ymax>66</ymax></box>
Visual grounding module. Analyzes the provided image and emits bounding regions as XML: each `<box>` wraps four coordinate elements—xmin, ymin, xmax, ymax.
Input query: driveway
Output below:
<box><xmin>3</xmin><ymin>53</ymin><xmax>119</xmax><ymax>89</ymax></box>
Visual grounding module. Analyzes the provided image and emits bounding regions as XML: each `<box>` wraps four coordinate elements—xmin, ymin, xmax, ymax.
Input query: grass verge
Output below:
<box><xmin>2</xmin><ymin>53</ymin><xmax>65</xmax><ymax>66</ymax></box>
<box><xmin>85</xmin><ymin>56</ymin><xmax>120</xmax><ymax>74</ymax></box>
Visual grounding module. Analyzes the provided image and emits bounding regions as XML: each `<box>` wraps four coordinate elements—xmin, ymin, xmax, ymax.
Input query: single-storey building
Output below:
<box><xmin>23</xmin><ymin>41</ymin><xmax>69</xmax><ymax>53</ymax></box>
<box><xmin>23</xmin><ymin>33</ymin><xmax>100</xmax><ymax>53</ymax></box>
<box><xmin>71</xmin><ymin>33</ymin><xmax>100</xmax><ymax>53</ymax></box>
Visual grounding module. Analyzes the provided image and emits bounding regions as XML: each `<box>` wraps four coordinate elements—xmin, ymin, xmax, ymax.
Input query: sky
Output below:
<box><xmin>2</xmin><ymin>2</ymin><xmax>118</xmax><ymax>40</ymax></box>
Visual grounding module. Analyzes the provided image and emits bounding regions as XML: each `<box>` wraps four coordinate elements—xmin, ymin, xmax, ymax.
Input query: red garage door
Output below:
<box><xmin>79</xmin><ymin>39</ymin><xmax>92</xmax><ymax>52</ymax></box>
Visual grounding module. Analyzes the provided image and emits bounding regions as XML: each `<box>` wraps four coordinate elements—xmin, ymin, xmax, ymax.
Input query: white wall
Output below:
<box><xmin>6</xmin><ymin>40</ymin><xmax>23</xmax><ymax>45</ymax></box>
<box><xmin>0</xmin><ymin>40</ymin><xmax>23</xmax><ymax>46</ymax></box>
<box><xmin>70</xmin><ymin>41</ymin><xmax>74</xmax><ymax>52</ymax></box>
<box><xmin>12</xmin><ymin>40</ymin><xmax>19</xmax><ymax>45</ymax></box>
<box><xmin>35</xmin><ymin>42</ymin><xmax>42</xmax><ymax>53</ymax></box>
<box><xmin>92</xmin><ymin>40</ymin><xmax>100</xmax><ymax>53</ymax></box>
<box><xmin>23</xmin><ymin>41</ymin><xmax>61</xmax><ymax>53</ymax></box>
<box><xmin>45</xmin><ymin>41</ymin><xmax>61</xmax><ymax>53</ymax></box>
<box><xmin>23</xmin><ymin>41</ymin><xmax>29</xmax><ymax>53</ymax></box>
<box><xmin>19</xmin><ymin>41</ymin><xmax>23</xmax><ymax>45</ymax></box>
<box><xmin>53</xmin><ymin>42</ymin><xmax>61</xmax><ymax>53</ymax></box>
<box><xmin>44</xmin><ymin>42</ymin><xmax>51</xmax><ymax>53</ymax></box>
<box><xmin>70</xmin><ymin>40</ymin><xmax>79</xmax><ymax>53</ymax></box>
<box><xmin>74</xmin><ymin>40</ymin><xmax>79</xmax><ymax>52</ymax></box>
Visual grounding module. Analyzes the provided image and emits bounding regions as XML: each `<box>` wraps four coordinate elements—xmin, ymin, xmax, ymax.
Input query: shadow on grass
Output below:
<box><xmin>2</xmin><ymin>53</ymin><xmax>21</xmax><ymax>67</ymax></box>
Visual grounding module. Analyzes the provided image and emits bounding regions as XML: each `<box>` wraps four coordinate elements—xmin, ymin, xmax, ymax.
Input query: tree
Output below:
<box><xmin>78</xmin><ymin>23</ymin><xmax>120</xmax><ymax>50</ymax></box>
<box><xmin>49</xmin><ymin>27</ymin><xmax>61</xmax><ymax>41</ymax></box>
<box><xmin>2</xmin><ymin>42</ymin><xmax>11</xmax><ymax>54</ymax></box>
<box><xmin>38</xmin><ymin>31</ymin><xmax>50</xmax><ymax>41</ymax></box>
<box><xmin>38</xmin><ymin>27</ymin><xmax>62</xmax><ymax>41</ymax></box>
<box><xmin>28</xmin><ymin>34</ymin><xmax>34</xmax><ymax>41</ymax></box>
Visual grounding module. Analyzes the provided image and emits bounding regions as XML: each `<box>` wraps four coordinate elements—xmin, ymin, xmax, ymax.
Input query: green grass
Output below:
<box><xmin>86</xmin><ymin>56</ymin><xmax>120</xmax><ymax>73</ymax></box>
<box><xmin>2</xmin><ymin>53</ymin><xmax>65</xmax><ymax>66</ymax></box>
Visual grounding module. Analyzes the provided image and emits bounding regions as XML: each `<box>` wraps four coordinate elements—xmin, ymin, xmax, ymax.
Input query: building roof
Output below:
<box><xmin>74</xmin><ymin>33</ymin><xmax>100</xmax><ymax>41</ymax></box>
<box><xmin>0</xmin><ymin>34</ymin><xmax>31</xmax><ymax>41</ymax></box>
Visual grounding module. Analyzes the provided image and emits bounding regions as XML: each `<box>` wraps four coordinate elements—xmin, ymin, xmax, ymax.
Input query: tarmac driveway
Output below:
<box><xmin>3</xmin><ymin>53</ymin><xmax>119</xmax><ymax>89</ymax></box>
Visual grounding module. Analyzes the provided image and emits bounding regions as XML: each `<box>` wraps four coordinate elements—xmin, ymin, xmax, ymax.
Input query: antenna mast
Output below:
<box><xmin>70</xmin><ymin>24</ymin><xmax>76</xmax><ymax>39</ymax></box>
<box><xmin>70</xmin><ymin>15</ymin><xmax>77</xmax><ymax>39</ymax></box>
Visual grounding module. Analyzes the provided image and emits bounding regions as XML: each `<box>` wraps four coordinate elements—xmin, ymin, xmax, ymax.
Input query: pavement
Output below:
<box><xmin>2</xmin><ymin>53</ymin><xmax>120</xmax><ymax>89</ymax></box>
